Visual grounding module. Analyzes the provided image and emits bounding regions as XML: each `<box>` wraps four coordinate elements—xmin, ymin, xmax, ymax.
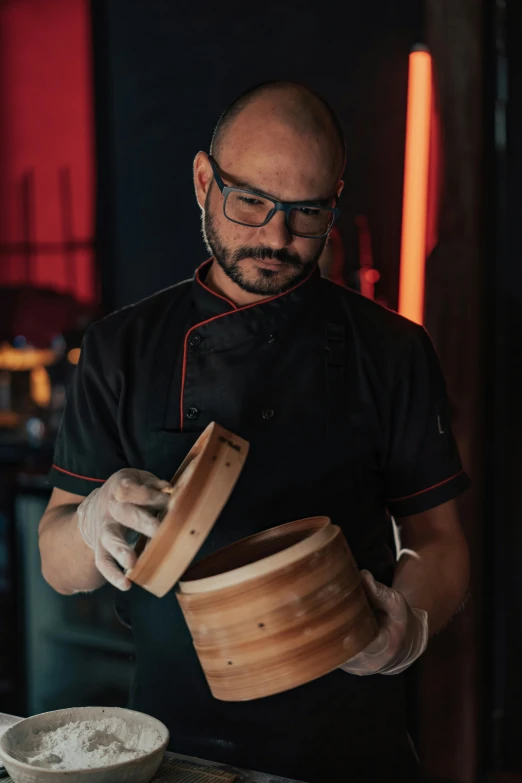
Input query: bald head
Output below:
<box><xmin>194</xmin><ymin>81</ymin><xmax>345</xmax><ymax>302</ymax></box>
<box><xmin>211</xmin><ymin>81</ymin><xmax>346</xmax><ymax>180</ymax></box>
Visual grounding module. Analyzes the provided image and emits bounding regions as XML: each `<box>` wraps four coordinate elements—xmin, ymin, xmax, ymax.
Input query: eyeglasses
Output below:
<box><xmin>208</xmin><ymin>155</ymin><xmax>340</xmax><ymax>239</ymax></box>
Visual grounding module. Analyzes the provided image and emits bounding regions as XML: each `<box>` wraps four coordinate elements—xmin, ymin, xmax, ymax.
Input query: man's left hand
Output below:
<box><xmin>340</xmin><ymin>570</ymin><xmax>429</xmax><ymax>676</ymax></box>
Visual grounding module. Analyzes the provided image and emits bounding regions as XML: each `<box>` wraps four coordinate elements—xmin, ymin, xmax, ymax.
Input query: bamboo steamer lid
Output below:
<box><xmin>127</xmin><ymin>422</ymin><xmax>249</xmax><ymax>598</ymax></box>
<box><xmin>177</xmin><ymin>517</ymin><xmax>379</xmax><ymax>701</ymax></box>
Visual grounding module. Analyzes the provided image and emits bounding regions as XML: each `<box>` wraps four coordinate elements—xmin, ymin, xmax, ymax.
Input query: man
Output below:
<box><xmin>39</xmin><ymin>81</ymin><xmax>470</xmax><ymax>782</ymax></box>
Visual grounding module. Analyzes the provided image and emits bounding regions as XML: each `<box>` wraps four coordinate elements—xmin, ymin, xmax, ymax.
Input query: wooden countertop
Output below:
<box><xmin>0</xmin><ymin>750</ymin><xmax>305</xmax><ymax>783</ymax></box>
<box><xmin>155</xmin><ymin>751</ymin><xmax>305</xmax><ymax>783</ymax></box>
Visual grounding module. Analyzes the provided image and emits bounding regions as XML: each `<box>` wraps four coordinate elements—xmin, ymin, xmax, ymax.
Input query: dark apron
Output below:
<box><xmin>125</xmin><ymin>295</ymin><xmax>420</xmax><ymax>783</ymax></box>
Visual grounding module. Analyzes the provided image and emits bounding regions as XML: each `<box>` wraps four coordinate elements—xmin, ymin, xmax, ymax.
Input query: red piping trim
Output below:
<box><xmin>387</xmin><ymin>470</ymin><xmax>464</xmax><ymax>503</ymax></box>
<box><xmin>195</xmin><ymin>259</ymin><xmax>238</xmax><ymax>310</ymax></box>
<box><xmin>52</xmin><ymin>465</ymin><xmax>106</xmax><ymax>483</ymax></box>
<box><xmin>181</xmin><ymin>262</ymin><xmax>317</xmax><ymax>430</ymax></box>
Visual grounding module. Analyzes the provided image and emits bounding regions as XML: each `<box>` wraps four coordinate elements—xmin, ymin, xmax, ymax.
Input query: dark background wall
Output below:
<box><xmin>91</xmin><ymin>0</ymin><xmax>422</xmax><ymax>310</ymax></box>
<box><xmin>494</xmin><ymin>0</ymin><xmax>522</xmax><ymax>774</ymax></box>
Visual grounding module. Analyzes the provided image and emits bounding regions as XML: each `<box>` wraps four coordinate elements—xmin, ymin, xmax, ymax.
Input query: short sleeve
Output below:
<box><xmin>48</xmin><ymin>323</ymin><xmax>127</xmax><ymax>496</ymax></box>
<box><xmin>385</xmin><ymin>326</ymin><xmax>471</xmax><ymax>518</ymax></box>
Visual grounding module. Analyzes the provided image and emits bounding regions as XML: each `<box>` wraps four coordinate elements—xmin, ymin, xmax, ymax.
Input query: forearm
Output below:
<box><xmin>39</xmin><ymin>504</ymin><xmax>106</xmax><ymax>595</ymax></box>
<box><xmin>392</xmin><ymin>531</ymin><xmax>470</xmax><ymax>636</ymax></box>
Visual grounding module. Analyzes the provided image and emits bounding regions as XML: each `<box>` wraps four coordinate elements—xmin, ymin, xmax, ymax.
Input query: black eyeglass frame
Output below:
<box><xmin>208</xmin><ymin>154</ymin><xmax>341</xmax><ymax>239</ymax></box>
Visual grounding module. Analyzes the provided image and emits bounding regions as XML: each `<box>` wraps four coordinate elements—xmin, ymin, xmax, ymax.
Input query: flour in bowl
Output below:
<box><xmin>15</xmin><ymin>716</ymin><xmax>162</xmax><ymax>770</ymax></box>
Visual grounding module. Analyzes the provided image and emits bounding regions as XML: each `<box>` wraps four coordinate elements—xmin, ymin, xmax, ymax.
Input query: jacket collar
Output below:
<box><xmin>191</xmin><ymin>258</ymin><xmax>321</xmax><ymax>337</ymax></box>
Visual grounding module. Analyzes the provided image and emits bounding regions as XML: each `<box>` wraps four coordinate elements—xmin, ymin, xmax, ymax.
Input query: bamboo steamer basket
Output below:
<box><xmin>126</xmin><ymin>421</ymin><xmax>378</xmax><ymax>700</ymax></box>
<box><xmin>127</xmin><ymin>422</ymin><xmax>249</xmax><ymax>598</ymax></box>
<box><xmin>177</xmin><ymin>516</ymin><xmax>379</xmax><ymax>701</ymax></box>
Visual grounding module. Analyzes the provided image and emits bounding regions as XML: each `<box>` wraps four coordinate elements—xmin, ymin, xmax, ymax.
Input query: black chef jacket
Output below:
<box><xmin>49</xmin><ymin>259</ymin><xmax>470</xmax><ymax>783</ymax></box>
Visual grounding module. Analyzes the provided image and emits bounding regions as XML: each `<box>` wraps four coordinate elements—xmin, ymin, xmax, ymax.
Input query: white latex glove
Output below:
<box><xmin>340</xmin><ymin>570</ymin><xmax>429</xmax><ymax>676</ymax></box>
<box><xmin>76</xmin><ymin>468</ymin><xmax>171</xmax><ymax>591</ymax></box>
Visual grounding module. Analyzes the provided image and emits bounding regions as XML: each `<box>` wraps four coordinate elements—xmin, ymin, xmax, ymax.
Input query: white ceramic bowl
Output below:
<box><xmin>0</xmin><ymin>707</ymin><xmax>169</xmax><ymax>783</ymax></box>
<box><xmin>0</xmin><ymin>713</ymin><xmax>23</xmax><ymax>773</ymax></box>
<box><xmin>0</xmin><ymin>713</ymin><xmax>23</xmax><ymax>740</ymax></box>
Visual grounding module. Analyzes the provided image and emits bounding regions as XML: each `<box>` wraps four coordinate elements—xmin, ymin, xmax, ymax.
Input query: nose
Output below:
<box><xmin>259</xmin><ymin>209</ymin><xmax>292</xmax><ymax>249</ymax></box>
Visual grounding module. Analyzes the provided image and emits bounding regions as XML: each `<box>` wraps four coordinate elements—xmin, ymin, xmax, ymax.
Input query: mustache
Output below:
<box><xmin>232</xmin><ymin>246</ymin><xmax>303</xmax><ymax>268</ymax></box>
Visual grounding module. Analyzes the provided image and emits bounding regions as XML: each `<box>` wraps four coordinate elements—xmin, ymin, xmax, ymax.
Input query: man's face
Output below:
<box><xmin>202</xmin><ymin>187</ymin><xmax>327</xmax><ymax>296</ymax></box>
<box><xmin>197</xmin><ymin>123</ymin><xmax>341</xmax><ymax>297</ymax></box>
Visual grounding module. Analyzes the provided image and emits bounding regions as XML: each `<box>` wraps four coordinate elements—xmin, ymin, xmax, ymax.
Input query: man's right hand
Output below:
<box><xmin>76</xmin><ymin>468</ymin><xmax>172</xmax><ymax>591</ymax></box>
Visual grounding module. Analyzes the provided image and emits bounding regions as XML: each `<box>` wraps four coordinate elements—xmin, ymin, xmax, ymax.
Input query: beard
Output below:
<box><xmin>202</xmin><ymin>195</ymin><xmax>326</xmax><ymax>296</ymax></box>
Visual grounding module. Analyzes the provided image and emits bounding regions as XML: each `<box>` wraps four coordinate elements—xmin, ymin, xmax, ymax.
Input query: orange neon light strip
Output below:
<box><xmin>398</xmin><ymin>46</ymin><xmax>433</xmax><ymax>325</ymax></box>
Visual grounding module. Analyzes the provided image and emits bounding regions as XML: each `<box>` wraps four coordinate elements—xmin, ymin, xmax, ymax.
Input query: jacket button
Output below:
<box><xmin>186</xmin><ymin>406</ymin><xmax>200</xmax><ymax>420</ymax></box>
<box><xmin>262</xmin><ymin>408</ymin><xmax>275</xmax><ymax>420</ymax></box>
<box><xmin>268</xmin><ymin>334</ymin><xmax>276</xmax><ymax>343</ymax></box>
<box><xmin>189</xmin><ymin>333</ymin><xmax>201</xmax><ymax>347</ymax></box>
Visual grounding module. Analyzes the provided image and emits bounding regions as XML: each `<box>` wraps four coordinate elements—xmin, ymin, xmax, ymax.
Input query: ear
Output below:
<box><xmin>336</xmin><ymin>179</ymin><xmax>345</xmax><ymax>199</ymax></box>
<box><xmin>193</xmin><ymin>152</ymin><xmax>213</xmax><ymax>210</ymax></box>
